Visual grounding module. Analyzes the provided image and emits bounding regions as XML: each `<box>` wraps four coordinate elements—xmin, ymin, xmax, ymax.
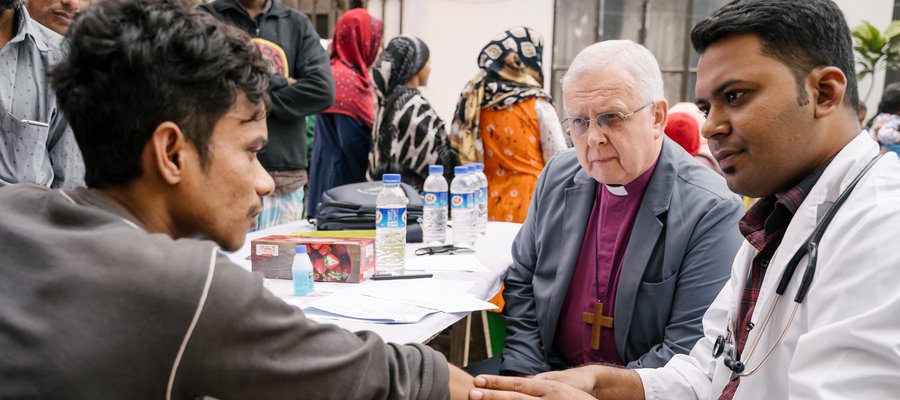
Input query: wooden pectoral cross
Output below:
<box><xmin>582</xmin><ymin>302</ymin><xmax>614</xmax><ymax>350</ymax></box>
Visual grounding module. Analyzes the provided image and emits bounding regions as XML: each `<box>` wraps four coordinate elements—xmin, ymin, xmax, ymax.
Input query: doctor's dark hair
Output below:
<box><xmin>691</xmin><ymin>0</ymin><xmax>858</xmax><ymax>110</ymax></box>
<box><xmin>50</xmin><ymin>0</ymin><xmax>270</xmax><ymax>188</ymax></box>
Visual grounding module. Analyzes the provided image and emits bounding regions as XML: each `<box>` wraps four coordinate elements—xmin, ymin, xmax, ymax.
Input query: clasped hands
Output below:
<box><xmin>468</xmin><ymin>366</ymin><xmax>599</xmax><ymax>400</ymax></box>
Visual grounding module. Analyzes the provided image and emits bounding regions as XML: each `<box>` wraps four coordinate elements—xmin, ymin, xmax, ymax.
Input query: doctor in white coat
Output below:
<box><xmin>468</xmin><ymin>0</ymin><xmax>900</xmax><ymax>399</ymax></box>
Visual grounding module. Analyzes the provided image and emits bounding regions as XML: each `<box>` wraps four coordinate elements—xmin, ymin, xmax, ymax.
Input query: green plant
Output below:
<box><xmin>852</xmin><ymin>20</ymin><xmax>900</xmax><ymax>102</ymax></box>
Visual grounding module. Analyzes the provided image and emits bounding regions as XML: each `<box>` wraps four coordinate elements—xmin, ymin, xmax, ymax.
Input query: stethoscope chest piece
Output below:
<box><xmin>713</xmin><ymin>335</ymin><xmax>726</xmax><ymax>358</ymax></box>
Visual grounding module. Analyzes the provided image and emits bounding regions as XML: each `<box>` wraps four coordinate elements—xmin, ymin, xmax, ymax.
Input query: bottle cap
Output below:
<box><xmin>473</xmin><ymin>163</ymin><xmax>484</xmax><ymax>172</ymax></box>
<box><xmin>429</xmin><ymin>165</ymin><xmax>443</xmax><ymax>174</ymax></box>
<box><xmin>454</xmin><ymin>166</ymin><xmax>468</xmax><ymax>175</ymax></box>
<box><xmin>295</xmin><ymin>245</ymin><xmax>307</xmax><ymax>254</ymax></box>
<box><xmin>383</xmin><ymin>173</ymin><xmax>401</xmax><ymax>183</ymax></box>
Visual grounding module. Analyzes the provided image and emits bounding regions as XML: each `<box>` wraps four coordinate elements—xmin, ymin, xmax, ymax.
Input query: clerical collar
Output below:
<box><xmin>601</xmin><ymin>161</ymin><xmax>659</xmax><ymax>198</ymax></box>
<box><xmin>604</xmin><ymin>185</ymin><xmax>628</xmax><ymax>196</ymax></box>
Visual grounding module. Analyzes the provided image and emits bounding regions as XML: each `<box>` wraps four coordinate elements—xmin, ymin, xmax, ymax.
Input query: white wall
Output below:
<box><xmin>835</xmin><ymin>0</ymin><xmax>894</xmax><ymax>118</ymax></box>
<box><xmin>369</xmin><ymin>0</ymin><xmax>556</xmax><ymax>123</ymax></box>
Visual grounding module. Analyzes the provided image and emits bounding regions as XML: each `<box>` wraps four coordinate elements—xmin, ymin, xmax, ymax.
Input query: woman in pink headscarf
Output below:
<box><xmin>307</xmin><ymin>9</ymin><xmax>383</xmax><ymax>217</ymax></box>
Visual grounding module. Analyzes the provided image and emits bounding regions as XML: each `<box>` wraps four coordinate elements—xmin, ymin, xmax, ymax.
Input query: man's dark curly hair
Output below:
<box><xmin>691</xmin><ymin>0</ymin><xmax>858</xmax><ymax>110</ymax></box>
<box><xmin>51</xmin><ymin>0</ymin><xmax>271</xmax><ymax>188</ymax></box>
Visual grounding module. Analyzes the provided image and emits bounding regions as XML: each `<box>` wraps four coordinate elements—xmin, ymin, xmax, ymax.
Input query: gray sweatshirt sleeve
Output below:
<box><xmin>172</xmin><ymin>254</ymin><xmax>449</xmax><ymax>400</ymax></box>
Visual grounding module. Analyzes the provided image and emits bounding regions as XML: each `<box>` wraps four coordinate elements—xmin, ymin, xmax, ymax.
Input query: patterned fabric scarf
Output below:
<box><xmin>368</xmin><ymin>36</ymin><xmax>453</xmax><ymax>188</ymax></box>
<box><xmin>371</xmin><ymin>35</ymin><xmax>430</xmax><ymax>144</ymax></box>
<box><xmin>325</xmin><ymin>8</ymin><xmax>383</xmax><ymax>129</ymax></box>
<box><xmin>372</xmin><ymin>35</ymin><xmax>429</xmax><ymax>99</ymax></box>
<box><xmin>451</xmin><ymin>26</ymin><xmax>552</xmax><ymax>164</ymax></box>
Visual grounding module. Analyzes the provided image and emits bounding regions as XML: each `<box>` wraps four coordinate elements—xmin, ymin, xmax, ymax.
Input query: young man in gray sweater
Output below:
<box><xmin>0</xmin><ymin>0</ymin><xmax>471</xmax><ymax>398</ymax></box>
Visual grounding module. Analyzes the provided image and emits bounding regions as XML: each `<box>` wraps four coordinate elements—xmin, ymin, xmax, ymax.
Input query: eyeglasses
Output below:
<box><xmin>414</xmin><ymin>244</ymin><xmax>475</xmax><ymax>256</ymax></box>
<box><xmin>562</xmin><ymin>102</ymin><xmax>654</xmax><ymax>137</ymax></box>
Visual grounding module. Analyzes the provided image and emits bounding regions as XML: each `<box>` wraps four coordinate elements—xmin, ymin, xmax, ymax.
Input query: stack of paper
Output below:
<box><xmin>287</xmin><ymin>293</ymin><xmax>437</xmax><ymax>324</ymax></box>
<box><xmin>281</xmin><ymin>278</ymin><xmax>497</xmax><ymax>324</ymax></box>
<box><xmin>359</xmin><ymin>279</ymin><xmax>496</xmax><ymax>313</ymax></box>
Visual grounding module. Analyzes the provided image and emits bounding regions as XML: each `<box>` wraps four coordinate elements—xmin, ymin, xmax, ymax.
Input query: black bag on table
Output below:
<box><xmin>315</xmin><ymin>181</ymin><xmax>423</xmax><ymax>243</ymax></box>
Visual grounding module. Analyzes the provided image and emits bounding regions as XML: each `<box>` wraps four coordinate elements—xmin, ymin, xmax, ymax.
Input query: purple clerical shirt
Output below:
<box><xmin>554</xmin><ymin>162</ymin><xmax>657</xmax><ymax>366</ymax></box>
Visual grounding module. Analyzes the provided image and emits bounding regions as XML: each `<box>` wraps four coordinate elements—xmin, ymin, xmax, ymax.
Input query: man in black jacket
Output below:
<box><xmin>200</xmin><ymin>0</ymin><xmax>334</xmax><ymax>229</ymax></box>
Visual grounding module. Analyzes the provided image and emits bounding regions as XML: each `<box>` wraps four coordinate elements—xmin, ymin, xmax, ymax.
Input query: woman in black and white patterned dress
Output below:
<box><xmin>366</xmin><ymin>35</ymin><xmax>457</xmax><ymax>191</ymax></box>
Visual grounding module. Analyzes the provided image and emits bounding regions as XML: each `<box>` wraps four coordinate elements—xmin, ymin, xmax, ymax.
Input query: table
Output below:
<box><xmin>226</xmin><ymin>221</ymin><xmax>521</xmax><ymax>345</ymax></box>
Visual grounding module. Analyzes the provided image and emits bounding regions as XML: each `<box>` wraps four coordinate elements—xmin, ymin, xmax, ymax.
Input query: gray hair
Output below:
<box><xmin>561</xmin><ymin>40</ymin><xmax>664</xmax><ymax>105</ymax></box>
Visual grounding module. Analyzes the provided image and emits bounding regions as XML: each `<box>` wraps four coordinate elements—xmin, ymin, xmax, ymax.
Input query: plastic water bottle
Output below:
<box><xmin>375</xmin><ymin>173</ymin><xmax>409</xmax><ymax>275</ymax></box>
<box><xmin>461</xmin><ymin>165</ymin><xmax>480</xmax><ymax>244</ymax></box>
<box><xmin>292</xmin><ymin>245</ymin><xmax>315</xmax><ymax>296</ymax></box>
<box><xmin>471</xmin><ymin>163</ymin><xmax>489</xmax><ymax>235</ymax></box>
<box><xmin>451</xmin><ymin>165</ymin><xmax>477</xmax><ymax>248</ymax></box>
<box><xmin>422</xmin><ymin>165</ymin><xmax>448</xmax><ymax>245</ymax></box>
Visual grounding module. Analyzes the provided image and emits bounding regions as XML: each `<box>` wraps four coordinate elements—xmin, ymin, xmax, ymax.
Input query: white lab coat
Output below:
<box><xmin>636</xmin><ymin>133</ymin><xmax>900</xmax><ymax>399</ymax></box>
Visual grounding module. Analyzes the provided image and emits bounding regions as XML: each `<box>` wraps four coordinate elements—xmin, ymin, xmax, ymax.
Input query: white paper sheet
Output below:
<box><xmin>404</xmin><ymin>253</ymin><xmax>489</xmax><ymax>272</ymax></box>
<box><xmin>363</xmin><ymin>278</ymin><xmax>476</xmax><ymax>293</ymax></box>
<box><xmin>365</xmin><ymin>290</ymin><xmax>497</xmax><ymax>313</ymax></box>
<box><xmin>357</xmin><ymin>279</ymin><xmax>495</xmax><ymax>313</ymax></box>
<box><xmin>291</xmin><ymin>292</ymin><xmax>438</xmax><ymax>324</ymax></box>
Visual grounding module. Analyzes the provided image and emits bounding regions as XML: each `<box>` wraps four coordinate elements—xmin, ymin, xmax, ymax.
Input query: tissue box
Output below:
<box><xmin>251</xmin><ymin>235</ymin><xmax>376</xmax><ymax>282</ymax></box>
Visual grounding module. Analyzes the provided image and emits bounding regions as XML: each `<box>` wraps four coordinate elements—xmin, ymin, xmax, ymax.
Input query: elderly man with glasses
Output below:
<box><xmin>470</xmin><ymin>40</ymin><xmax>745</xmax><ymax>377</ymax></box>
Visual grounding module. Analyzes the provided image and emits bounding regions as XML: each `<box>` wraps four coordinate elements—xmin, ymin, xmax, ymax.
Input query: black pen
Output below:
<box><xmin>371</xmin><ymin>273</ymin><xmax>434</xmax><ymax>280</ymax></box>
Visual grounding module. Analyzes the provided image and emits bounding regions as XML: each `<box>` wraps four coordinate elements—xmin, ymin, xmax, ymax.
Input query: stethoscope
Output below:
<box><xmin>712</xmin><ymin>153</ymin><xmax>885</xmax><ymax>376</ymax></box>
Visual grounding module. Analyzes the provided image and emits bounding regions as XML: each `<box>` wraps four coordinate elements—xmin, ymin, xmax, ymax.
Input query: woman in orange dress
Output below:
<box><xmin>451</xmin><ymin>26</ymin><xmax>567</xmax><ymax>223</ymax></box>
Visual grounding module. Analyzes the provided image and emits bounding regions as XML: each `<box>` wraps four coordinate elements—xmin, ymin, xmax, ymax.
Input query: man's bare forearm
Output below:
<box><xmin>450</xmin><ymin>364</ymin><xmax>475</xmax><ymax>400</ymax></box>
<box><xmin>587</xmin><ymin>365</ymin><xmax>645</xmax><ymax>399</ymax></box>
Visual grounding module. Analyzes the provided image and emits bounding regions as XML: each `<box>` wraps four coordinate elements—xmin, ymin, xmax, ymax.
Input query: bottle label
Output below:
<box><xmin>376</xmin><ymin>207</ymin><xmax>407</xmax><ymax>228</ymax></box>
<box><xmin>424</xmin><ymin>191</ymin><xmax>448</xmax><ymax>207</ymax></box>
<box><xmin>451</xmin><ymin>192</ymin><xmax>473</xmax><ymax>209</ymax></box>
<box><xmin>475</xmin><ymin>186</ymin><xmax>488</xmax><ymax>202</ymax></box>
<box><xmin>293</xmin><ymin>269</ymin><xmax>314</xmax><ymax>296</ymax></box>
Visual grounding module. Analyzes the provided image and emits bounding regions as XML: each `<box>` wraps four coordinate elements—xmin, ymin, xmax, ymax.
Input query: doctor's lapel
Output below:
<box><xmin>737</xmin><ymin>155</ymin><xmax>851</xmax><ymax>368</ymax></box>
<box><xmin>544</xmin><ymin>168</ymin><xmax>596</xmax><ymax>342</ymax></box>
<box><xmin>725</xmin><ymin>135</ymin><xmax>883</xmax><ymax>381</ymax></box>
<box><xmin>614</xmin><ymin>140</ymin><xmax>676</xmax><ymax>359</ymax></box>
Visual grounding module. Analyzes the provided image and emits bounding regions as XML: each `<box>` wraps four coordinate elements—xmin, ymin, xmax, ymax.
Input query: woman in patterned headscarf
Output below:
<box><xmin>366</xmin><ymin>36</ymin><xmax>456</xmax><ymax>190</ymax></box>
<box><xmin>307</xmin><ymin>9</ymin><xmax>383</xmax><ymax>218</ymax></box>
<box><xmin>450</xmin><ymin>26</ymin><xmax>567</xmax><ymax>223</ymax></box>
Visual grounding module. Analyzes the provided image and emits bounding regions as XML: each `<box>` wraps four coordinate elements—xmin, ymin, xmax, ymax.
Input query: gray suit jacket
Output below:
<box><xmin>501</xmin><ymin>138</ymin><xmax>744</xmax><ymax>374</ymax></box>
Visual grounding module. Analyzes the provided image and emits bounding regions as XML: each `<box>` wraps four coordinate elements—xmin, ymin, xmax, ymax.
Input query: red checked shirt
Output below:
<box><xmin>719</xmin><ymin>163</ymin><xmax>829</xmax><ymax>399</ymax></box>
